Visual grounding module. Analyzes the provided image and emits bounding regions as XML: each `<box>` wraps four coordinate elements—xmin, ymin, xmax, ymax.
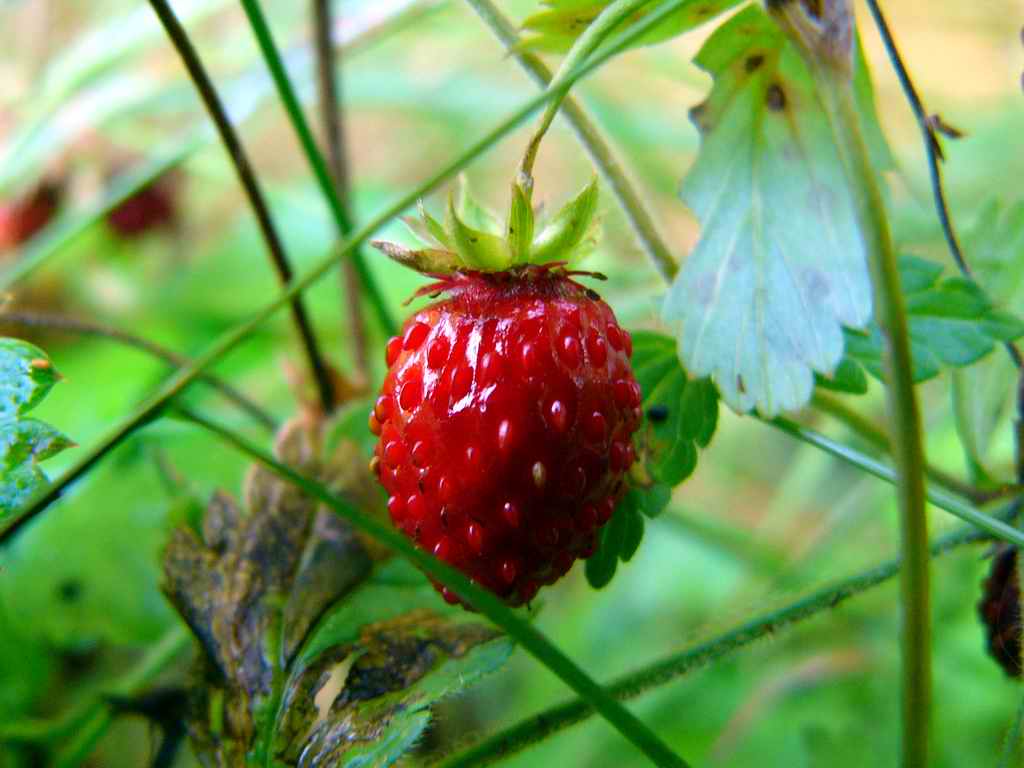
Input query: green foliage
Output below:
<box><xmin>662</xmin><ymin>5</ymin><xmax>885</xmax><ymax>417</ymax></box>
<box><xmin>842</xmin><ymin>255</ymin><xmax>1024</xmax><ymax>383</ymax></box>
<box><xmin>585</xmin><ymin>484</ymin><xmax>668</xmax><ymax>588</ymax></box>
<box><xmin>587</xmin><ymin>331</ymin><xmax>715</xmax><ymax>589</ymax></box>
<box><xmin>0</xmin><ymin>338</ymin><xmax>73</xmax><ymax>517</ymax></box>
<box><xmin>519</xmin><ymin>0</ymin><xmax>743</xmax><ymax>54</ymax></box>
<box><xmin>951</xmin><ymin>199</ymin><xmax>1024</xmax><ymax>471</ymax></box>
<box><xmin>631</xmin><ymin>331</ymin><xmax>717</xmax><ymax>486</ymax></box>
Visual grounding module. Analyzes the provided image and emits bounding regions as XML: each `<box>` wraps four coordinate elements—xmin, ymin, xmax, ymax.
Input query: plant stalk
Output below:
<box><xmin>812</xmin><ymin>391</ymin><xmax>1015</xmax><ymax>504</ymax></box>
<box><xmin>238</xmin><ymin>0</ymin><xmax>398</xmax><ymax>339</ymax></box>
<box><xmin>0</xmin><ymin>310</ymin><xmax>276</xmax><ymax>432</ymax></box>
<box><xmin>313</xmin><ymin>0</ymin><xmax>370</xmax><ymax>380</ymax></box>
<box><xmin>517</xmin><ymin>0</ymin><xmax>653</xmax><ymax>190</ymax></box>
<box><xmin>147</xmin><ymin>0</ymin><xmax>336</xmax><ymax>413</ymax></box>
<box><xmin>830</xmin><ymin>77</ymin><xmax>930</xmax><ymax>767</ymax></box>
<box><xmin>465</xmin><ymin>0</ymin><xmax>677</xmax><ymax>281</ymax></box>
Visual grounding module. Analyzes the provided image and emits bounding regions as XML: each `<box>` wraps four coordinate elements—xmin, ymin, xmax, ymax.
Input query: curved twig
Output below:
<box><xmin>147</xmin><ymin>0</ymin><xmax>338</xmax><ymax>412</ymax></box>
<box><xmin>0</xmin><ymin>310</ymin><xmax>276</xmax><ymax>432</ymax></box>
<box><xmin>864</xmin><ymin>0</ymin><xmax>1022</xmax><ymax>370</ymax></box>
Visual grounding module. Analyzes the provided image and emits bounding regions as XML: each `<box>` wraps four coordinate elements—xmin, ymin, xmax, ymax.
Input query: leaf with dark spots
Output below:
<box><xmin>162</xmin><ymin>418</ymin><xmax>509</xmax><ymax>768</ymax></box>
<box><xmin>1</xmin><ymin>338</ymin><xmax>73</xmax><ymax>516</ymax></box>
<box><xmin>663</xmin><ymin>5</ymin><xmax>890</xmax><ymax>416</ymax></box>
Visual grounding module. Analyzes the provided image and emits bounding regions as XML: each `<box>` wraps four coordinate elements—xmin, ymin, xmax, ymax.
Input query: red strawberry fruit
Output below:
<box><xmin>370</xmin><ymin>180</ymin><xmax>641</xmax><ymax>606</ymax></box>
<box><xmin>0</xmin><ymin>178</ymin><xmax>63</xmax><ymax>251</ymax></box>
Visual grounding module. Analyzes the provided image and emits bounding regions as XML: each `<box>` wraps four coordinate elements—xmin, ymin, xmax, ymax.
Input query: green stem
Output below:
<box><xmin>312</xmin><ymin>0</ymin><xmax>370</xmax><ymax>380</ymax></box>
<box><xmin>812</xmin><ymin>391</ymin><xmax>1008</xmax><ymax>504</ymax></box>
<box><xmin>0</xmin><ymin>310</ymin><xmax>276</xmax><ymax>432</ymax></box>
<box><xmin>767</xmin><ymin>416</ymin><xmax>1024</xmax><ymax>547</ymax></box>
<box><xmin>465</xmin><ymin>0</ymin><xmax>677</xmax><ymax>281</ymax></box>
<box><xmin>830</xmin><ymin>76</ymin><xmax>930</xmax><ymax>768</ymax></box>
<box><xmin>238</xmin><ymin>0</ymin><xmax>397</xmax><ymax>339</ymax></box>
<box><xmin>517</xmin><ymin>0</ymin><xmax>654</xmax><ymax>192</ymax></box>
<box><xmin>1</xmin><ymin>0</ymin><xmax>702</xmax><ymax>543</ymax></box>
<box><xmin>176</xmin><ymin>407</ymin><xmax>688</xmax><ymax>768</ymax></box>
<box><xmin>433</xmin><ymin>514</ymin><xmax>1001</xmax><ymax>768</ymax></box>
<box><xmin>147</xmin><ymin>0</ymin><xmax>337</xmax><ymax>413</ymax></box>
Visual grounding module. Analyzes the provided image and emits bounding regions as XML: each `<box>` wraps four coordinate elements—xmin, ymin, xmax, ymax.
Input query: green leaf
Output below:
<box><xmin>529</xmin><ymin>176</ymin><xmax>599</xmax><ymax>264</ymax></box>
<box><xmin>278</xmin><ymin>559</ymin><xmax>513</xmax><ymax>767</ymax></box>
<box><xmin>163</xmin><ymin>419</ymin><xmax>510</xmax><ymax>767</ymax></box>
<box><xmin>951</xmin><ymin>199</ymin><xmax>1024</xmax><ymax>465</ymax></box>
<box><xmin>631</xmin><ymin>331</ymin><xmax>718</xmax><ymax>487</ymax></box>
<box><xmin>584</xmin><ymin>484</ymin><xmax>661</xmax><ymax>588</ymax></box>
<box><xmin>0</xmin><ymin>339</ymin><xmax>73</xmax><ymax>516</ymax></box>
<box><xmin>584</xmin><ymin>331</ymin><xmax>712</xmax><ymax>590</ymax></box>
<box><xmin>507</xmin><ymin>181</ymin><xmax>536</xmax><ymax>263</ymax></box>
<box><xmin>843</xmin><ymin>255</ymin><xmax>1024</xmax><ymax>383</ymax></box>
<box><xmin>814</xmin><ymin>357</ymin><xmax>869</xmax><ymax>395</ymax></box>
<box><xmin>447</xmin><ymin>193</ymin><xmax>510</xmax><ymax>270</ymax></box>
<box><xmin>520</xmin><ymin>0</ymin><xmax>743</xmax><ymax>55</ymax></box>
<box><xmin>585</xmin><ymin>505</ymin><xmax>626</xmax><ymax>589</ymax></box>
<box><xmin>663</xmin><ymin>6</ymin><xmax>879</xmax><ymax>416</ymax></box>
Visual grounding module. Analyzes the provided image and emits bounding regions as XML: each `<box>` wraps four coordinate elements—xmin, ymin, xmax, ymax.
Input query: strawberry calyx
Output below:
<box><xmin>408</xmin><ymin>263</ymin><xmax>607</xmax><ymax>304</ymax></box>
<box><xmin>372</xmin><ymin>176</ymin><xmax>600</xmax><ymax>276</ymax></box>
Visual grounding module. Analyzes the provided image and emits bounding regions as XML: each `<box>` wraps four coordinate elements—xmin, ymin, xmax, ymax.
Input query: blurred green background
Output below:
<box><xmin>1</xmin><ymin>1</ymin><xmax>1022</xmax><ymax>766</ymax></box>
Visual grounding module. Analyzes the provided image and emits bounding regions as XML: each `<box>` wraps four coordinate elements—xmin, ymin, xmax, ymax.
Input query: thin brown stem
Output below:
<box><xmin>147</xmin><ymin>0</ymin><xmax>337</xmax><ymax>412</ymax></box>
<box><xmin>313</xmin><ymin>0</ymin><xmax>370</xmax><ymax>380</ymax></box>
<box><xmin>863</xmin><ymin>0</ymin><xmax>1022</xmax><ymax>371</ymax></box>
<box><xmin>0</xmin><ymin>311</ymin><xmax>276</xmax><ymax>432</ymax></box>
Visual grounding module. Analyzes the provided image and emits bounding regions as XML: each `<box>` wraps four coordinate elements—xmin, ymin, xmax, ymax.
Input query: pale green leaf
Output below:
<box><xmin>663</xmin><ymin>6</ymin><xmax>876</xmax><ymax>416</ymax></box>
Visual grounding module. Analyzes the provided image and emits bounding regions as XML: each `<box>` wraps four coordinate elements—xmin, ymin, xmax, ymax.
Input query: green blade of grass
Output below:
<box><xmin>238</xmin><ymin>0</ymin><xmax>397</xmax><ymax>337</ymax></box>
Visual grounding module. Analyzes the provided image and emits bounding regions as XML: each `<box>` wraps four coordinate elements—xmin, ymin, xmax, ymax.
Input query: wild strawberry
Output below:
<box><xmin>0</xmin><ymin>178</ymin><xmax>63</xmax><ymax>251</ymax></box>
<box><xmin>978</xmin><ymin>545</ymin><xmax>1021</xmax><ymax>678</ymax></box>
<box><xmin>370</xmin><ymin>179</ymin><xmax>641</xmax><ymax>606</ymax></box>
<box><xmin>106</xmin><ymin>171</ymin><xmax>179</xmax><ymax>239</ymax></box>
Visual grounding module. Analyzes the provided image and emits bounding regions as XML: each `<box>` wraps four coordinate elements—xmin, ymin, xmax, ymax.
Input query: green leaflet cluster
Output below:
<box><xmin>519</xmin><ymin>0</ymin><xmax>744</xmax><ymax>54</ymax></box>
<box><xmin>587</xmin><ymin>332</ymin><xmax>718</xmax><ymax>588</ymax></box>
<box><xmin>819</xmin><ymin>255</ymin><xmax>1024</xmax><ymax>391</ymax></box>
<box><xmin>374</xmin><ymin>177</ymin><xmax>600</xmax><ymax>275</ymax></box>
<box><xmin>0</xmin><ymin>338</ymin><xmax>73</xmax><ymax>517</ymax></box>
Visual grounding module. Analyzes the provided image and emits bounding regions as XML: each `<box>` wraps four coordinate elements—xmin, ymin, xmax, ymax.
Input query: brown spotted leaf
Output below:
<box><xmin>663</xmin><ymin>6</ymin><xmax>888</xmax><ymax>416</ymax></box>
<box><xmin>162</xmin><ymin>417</ymin><xmax>510</xmax><ymax>767</ymax></box>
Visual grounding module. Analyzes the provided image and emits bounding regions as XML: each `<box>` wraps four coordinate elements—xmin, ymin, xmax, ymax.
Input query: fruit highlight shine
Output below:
<box><xmin>371</xmin><ymin>265</ymin><xmax>641</xmax><ymax>606</ymax></box>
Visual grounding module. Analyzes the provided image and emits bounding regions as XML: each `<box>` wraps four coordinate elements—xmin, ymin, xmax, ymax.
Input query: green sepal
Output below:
<box><xmin>446</xmin><ymin>192</ymin><xmax>511</xmax><ymax>271</ymax></box>
<box><xmin>529</xmin><ymin>176</ymin><xmax>599</xmax><ymax>264</ymax></box>
<box><xmin>402</xmin><ymin>200</ymin><xmax>451</xmax><ymax>249</ymax></box>
<box><xmin>506</xmin><ymin>181</ymin><xmax>536</xmax><ymax>264</ymax></box>
<box><xmin>371</xmin><ymin>240</ymin><xmax>463</xmax><ymax>276</ymax></box>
